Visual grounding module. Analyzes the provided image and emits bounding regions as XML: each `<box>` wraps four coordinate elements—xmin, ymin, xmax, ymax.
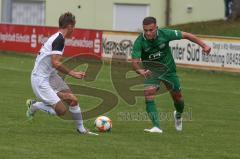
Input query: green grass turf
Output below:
<box><xmin>0</xmin><ymin>52</ymin><xmax>240</xmax><ymax>159</ymax></box>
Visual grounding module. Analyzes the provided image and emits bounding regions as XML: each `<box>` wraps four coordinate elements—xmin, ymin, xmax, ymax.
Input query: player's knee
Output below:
<box><xmin>144</xmin><ymin>89</ymin><xmax>156</xmax><ymax>101</ymax></box>
<box><xmin>144</xmin><ymin>88</ymin><xmax>156</xmax><ymax>96</ymax></box>
<box><xmin>172</xmin><ymin>92</ymin><xmax>184</xmax><ymax>103</ymax></box>
<box><xmin>69</xmin><ymin>100</ymin><xmax>78</xmax><ymax>106</ymax></box>
<box><xmin>64</xmin><ymin>93</ymin><xmax>78</xmax><ymax>106</ymax></box>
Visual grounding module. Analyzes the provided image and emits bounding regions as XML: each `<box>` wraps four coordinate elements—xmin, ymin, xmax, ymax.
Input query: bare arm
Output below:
<box><xmin>132</xmin><ymin>58</ymin><xmax>151</xmax><ymax>78</ymax></box>
<box><xmin>182</xmin><ymin>32</ymin><xmax>211</xmax><ymax>54</ymax></box>
<box><xmin>51</xmin><ymin>54</ymin><xmax>85</xmax><ymax>79</ymax></box>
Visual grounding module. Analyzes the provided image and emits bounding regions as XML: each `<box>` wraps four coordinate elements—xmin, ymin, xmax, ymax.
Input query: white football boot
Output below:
<box><xmin>77</xmin><ymin>128</ymin><xmax>99</xmax><ymax>136</ymax></box>
<box><xmin>174</xmin><ymin>111</ymin><xmax>183</xmax><ymax>131</ymax></box>
<box><xmin>144</xmin><ymin>127</ymin><xmax>163</xmax><ymax>133</ymax></box>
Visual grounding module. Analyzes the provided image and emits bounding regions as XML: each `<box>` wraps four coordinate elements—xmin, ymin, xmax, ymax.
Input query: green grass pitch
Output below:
<box><xmin>0</xmin><ymin>52</ymin><xmax>239</xmax><ymax>159</ymax></box>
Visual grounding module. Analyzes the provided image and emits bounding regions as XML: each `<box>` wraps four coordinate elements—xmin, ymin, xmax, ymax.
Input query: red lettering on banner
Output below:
<box><xmin>0</xmin><ymin>24</ymin><xmax>102</xmax><ymax>57</ymax></box>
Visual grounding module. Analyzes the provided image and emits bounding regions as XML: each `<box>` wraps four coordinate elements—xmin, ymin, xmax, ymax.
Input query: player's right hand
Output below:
<box><xmin>137</xmin><ymin>69</ymin><xmax>152</xmax><ymax>79</ymax></box>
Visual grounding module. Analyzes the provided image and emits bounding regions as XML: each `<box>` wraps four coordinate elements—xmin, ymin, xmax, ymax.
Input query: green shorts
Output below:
<box><xmin>144</xmin><ymin>72</ymin><xmax>181</xmax><ymax>91</ymax></box>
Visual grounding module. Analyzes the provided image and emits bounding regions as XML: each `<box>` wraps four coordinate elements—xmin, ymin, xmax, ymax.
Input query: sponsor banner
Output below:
<box><xmin>102</xmin><ymin>31</ymin><xmax>240</xmax><ymax>72</ymax></box>
<box><xmin>0</xmin><ymin>24</ymin><xmax>102</xmax><ymax>57</ymax></box>
<box><xmin>170</xmin><ymin>37</ymin><xmax>240</xmax><ymax>70</ymax></box>
<box><xmin>102</xmin><ymin>31</ymin><xmax>138</xmax><ymax>60</ymax></box>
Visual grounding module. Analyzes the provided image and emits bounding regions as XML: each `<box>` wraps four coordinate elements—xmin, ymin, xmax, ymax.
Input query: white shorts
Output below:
<box><xmin>31</xmin><ymin>74</ymin><xmax>70</xmax><ymax>105</ymax></box>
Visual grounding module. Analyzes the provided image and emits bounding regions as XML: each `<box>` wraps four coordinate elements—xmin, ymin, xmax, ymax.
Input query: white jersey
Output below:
<box><xmin>32</xmin><ymin>32</ymin><xmax>65</xmax><ymax>77</ymax></box>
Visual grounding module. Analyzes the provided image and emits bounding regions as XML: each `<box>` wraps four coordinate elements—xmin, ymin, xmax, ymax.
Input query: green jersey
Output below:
<box><xmin>132</xmin><ymin>29</ymin><xmax>182</xmax><ymax>73</ymax></box>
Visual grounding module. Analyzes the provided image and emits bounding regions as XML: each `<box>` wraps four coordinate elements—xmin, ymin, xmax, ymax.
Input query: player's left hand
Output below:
<box><xmin>75</xmin><ymin>71</ymin><xmax>86</xmax><ymax>79</ymax></box>
<box><xmin>70</xmin><ymin>71</ymin><xmax>86</xmax><ymax>79</ymax></box>
<box><xmin>202</xmin><ymin>45</ymin><xmax>211</xmax><ymax>54</ymax></box>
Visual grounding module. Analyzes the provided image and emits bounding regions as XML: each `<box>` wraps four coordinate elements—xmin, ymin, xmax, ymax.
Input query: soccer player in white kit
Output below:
<box><xmin>26</xmin><ymin>12</ymin><xmax>97</xmax><ymax>135</ymax></box>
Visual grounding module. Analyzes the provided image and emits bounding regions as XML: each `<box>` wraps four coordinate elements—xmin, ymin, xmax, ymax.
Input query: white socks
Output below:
<box><xmin>32</xmin><ymin>102</ymin><xmax>56</xmax><ymax>115</ymax></box>
<box><xmin>69</xmin><ymin>104</ymin><xmax>86</xmax><ymax>132</ymax></box>
<box><xmin>31</xmin><ymin>102</ymin><xmax>85</xmax><ymax>132</ymax></box>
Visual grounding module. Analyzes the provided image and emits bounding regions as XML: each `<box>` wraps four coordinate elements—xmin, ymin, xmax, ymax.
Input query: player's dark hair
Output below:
<box><xmin>59</xmin><ymin>12</ymin><xmax>76</xmax><ymax>29</ymax></box>
<box><xmin>143</xmin><ymin>16</ymin><xmax>157</xmax><ymax>25</ymax></box>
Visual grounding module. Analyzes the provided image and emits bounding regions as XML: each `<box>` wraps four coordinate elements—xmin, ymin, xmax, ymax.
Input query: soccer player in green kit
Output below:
<box><xmin>132</xmin><ymin>17</ymin><xmax>211</xmax><ymax>133</ymax></box>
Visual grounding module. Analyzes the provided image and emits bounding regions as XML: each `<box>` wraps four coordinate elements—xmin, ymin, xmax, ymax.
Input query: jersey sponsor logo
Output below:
<box><xmin>149</xmin><ymin>51</ymin><xmax>163</xmax><ymax>60</ymax></box>
<box><xmin>175</xmin><ymin>30</ymin><xmax>178</xmax><ymax>36</ymax></box>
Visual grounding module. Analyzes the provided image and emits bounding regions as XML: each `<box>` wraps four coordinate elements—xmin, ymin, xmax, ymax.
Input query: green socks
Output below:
<box><xmin>174</xmin><ymin>100</ymin><xmax>184</xmax><ymax>119</ymax></box>
<box><xmin>145</xmin><ymin>100</ymin><xmax>184</xmax><ymax>127</ymax></box>
<box><xmin>145</xmin><ymin>100</ymin><xmax>160</xmax><ymax>128</ymax></box>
